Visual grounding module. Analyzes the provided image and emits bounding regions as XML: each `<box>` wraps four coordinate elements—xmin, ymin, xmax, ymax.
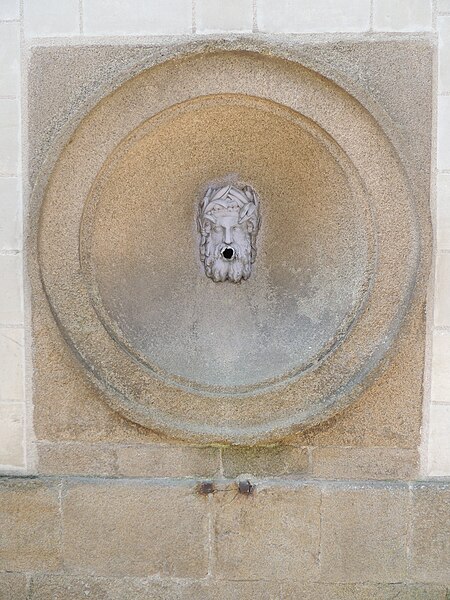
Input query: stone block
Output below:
<box><xmin>0</xmin><ymin>402</ymin><xmax>24</xmax><ymax>467</ymax></box>
<box><xmin>0</xmin><ymin>479</ymin><xmax>61</xmax><ymax>571</ymax></box>
<box><xmin>222</xmin><ymin>445</ymin><xmax>309</xmax><ymax>478</ymax></box>
<box><xmin>437</xmin><ymin>173</ymin><xmax>450</xmax><ymax>251</ymax></box>
<box><xmin>196</xmin><ymin>0</ymin><xmax>253</xmax><ymax>32</ymax></box>
<box><xmin>373</xmin><ymin>0</ymin><xmax>432</xmax><ymax>31</ymax></box>
<box><xmin>0</xmin><ymin>178</ymin><xmax>22</xmax><ymax>251</ymax></box>
<box><xmin>62</xmin><ymin>481</ymin><xmax>208</xmax><ymax>577</ymax></box>
<box><xmin>0</xmin><ymin>254</ymin><xmax>22</xmax><ymax>324</ymax></box>
<box><xmin>439</xmin><ymin>0</ymin><xmax>450</xmax><ymax>11</ymax></box>
<box><xmin>427</xmin><ymin>405</ymin><xmax>450</xmax><ymax>476</ymax></box>
<box><xmin>282</xmin><ymin>583</ymin><xmax>447</xmax><ymax>599</ymax></box>
<box><xmin>411</xmin><ymin>484</ymin><xmax>450</xmax><ymax>583</ymax></box>
<box><xmin>37</xmin><ymin>442</ymin><xmax>116</xmax><ymax>476</ymax></box>
<box><xmin>258</xmin><ymin>0</ymin><xmax>371</xmax><ymax>33</ymax></box>
<box><xmin>439</xmin><ymin>17</ymin><xmax>450</xmax><ymax>93</ymax></box>
<box><xmin>0</xmin><ymin>22</ymin><xmax>20</xmax><ymax>96</ymax></box>
<box><xmin>320</xmin><ymin>484</ymin><xmax>409</xmax><ymax>582</ymax></box>
<box><xmin>312</xmin><ymin>447</ymin><xmax>418</xmax><ymax>480</ymax></box>
<box><xmin>29</xmin><ymin>575</ymin><xmax>284</xmax><ymax>600</ymax></box>
<box><xmin>435</xmin><ymin>253</ymin><xmax>450</xmax><ymax>327</ymax></box>
<box><xmin>24</xmin><ymin>0</ymin><xmax>80</xmax><ymax>37</ymax></box>
<box><xmin>431</xmin><ymin>330</ymin><xmax>450</xmax><ymax>404</ymax></box>
<box><xmin>0</xmin><ymin>0</ymin><xmax>19</xmax><ymax>20</ymax></box>
<box><xmin>214</xmin><ymin>484</ymin><xmax>321</xmax><ymax>581</ymax></box>
<box><xmin>0</xmin><ymin>99</ymin><xmax>19</xmax><ymax>176</ymax></box>
<box><xmin>83</xmin><ymin>0</ymin><xmax>192</xmax><ymax>35</ymax></box>
<box><xmin>0</xmin><ymin>572</ymin><xmax>27</xmax><ymax>600</ymax></box>
<box><xmin>116</xmin><ymin>444</ymin><xmax>220</xmax><ymax>478</ymax></box>
<box><xmin>438</xmin><ymin>96</ymin><xmax>450</xmax><ymax>171</ymax></box>
<box><xmin>0</xmin><ymin>328</ymin><xmax>24</xmax><ymax>401</ymax></box>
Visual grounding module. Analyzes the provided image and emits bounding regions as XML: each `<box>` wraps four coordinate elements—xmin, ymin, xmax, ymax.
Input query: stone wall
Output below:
<box><xmin>0</xmin><ymin>477</ymin><xmax>449</xmax><ymax>599</ymax></box>
<box><xmin>0</xmin><ymin>1</ymin><xmax>450</xmax><ymax>597</ymax></box>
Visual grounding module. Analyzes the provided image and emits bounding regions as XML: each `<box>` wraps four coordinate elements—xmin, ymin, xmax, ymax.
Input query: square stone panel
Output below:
<box><xmin>27</xmin><ymin>36</ymin><xmax>432</xmax><ymax>468</ymax></box>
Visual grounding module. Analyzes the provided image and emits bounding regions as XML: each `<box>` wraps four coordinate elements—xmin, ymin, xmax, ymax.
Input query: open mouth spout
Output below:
<box><xmin>221</xmin><ymin>246</ymin><xmax>235</xmax><ymax>261</ymax></box>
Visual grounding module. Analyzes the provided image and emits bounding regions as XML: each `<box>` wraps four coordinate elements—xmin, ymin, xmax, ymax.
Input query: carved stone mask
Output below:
<box><xmin>198</xmin><ymin>184</ymin><xmax>261</xmax><ymax>283</ymax></box>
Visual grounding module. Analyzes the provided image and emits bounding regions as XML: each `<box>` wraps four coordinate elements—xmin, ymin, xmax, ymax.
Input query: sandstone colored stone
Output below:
<box><xmin>62</xmin><ymin>481</ymin><xmax>208</xmax><ymax>578</ymax></box>
<box><xmin>28</xmin><ymin>39</ymin><xmax>431</xmax><ymax>450</ymax></box>
<box><xmin>411</xmin><ymin>484</ymin><xmax>450</xmax><ymax>584</ymax></box>
<box><xmin>214</xmin><ymin>484</ymin><xmax>320</xmax><ymax>581</ymax></box>
<box><xmin>0</xmin><ymin>479</ymin><xmax>61</xmax><ymax>572</ymax></box>
<box><xmin>29</xmin><ymin>575</ymin><xmax>284</xmax><ymax>600</ymax></box>
<box><xmin>0</xmin><ymin>572</ymin><xmax>28</xmax><ymax>600</ymax></box>
<box><xmin>222</xmin><ymin>445</ymin><xmax>309</xmax><ymax>478</ymax></box>
<box><xmin>312</xmin><ymin>447</ymin><xmax>419</xmax><ymax>480</ymax></box>
<box><xmin>116</xmin><ymin>444</ymin><xmax>220</xmax><ymax>478</ymax></box>
<box><xmin>38</xmin><ymin>442</ymin><xmax>116</xmax><ymax>476</ymax></box>
<box><xmin>320</xmin><ymin>484</ymin><xmax>409</xmax><ymax>582</ymax></box>
<box><xmin>282</xmin><ymin>583</ymin><xmax>447</xmax><ymax>599</ymax></box>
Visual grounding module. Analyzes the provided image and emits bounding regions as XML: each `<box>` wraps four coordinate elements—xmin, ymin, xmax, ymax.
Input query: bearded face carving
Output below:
<box><xmin>197</xmin><ymin>183</ymin><xmax>261</xmax><ymax>283</ymax></box>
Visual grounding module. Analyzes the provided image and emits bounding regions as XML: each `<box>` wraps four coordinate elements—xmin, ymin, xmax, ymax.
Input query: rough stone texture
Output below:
<box><xmin>27</xmin><ymin>576</ymin><xmax>449</xmax><ymax>600</ymax></box>
<box><xmin>213</xmin><ymin>485</ymin><xmax>321</xmax><ymax>581</ymax></box>
<box><xmin>320</xmin><ymin>484</ymin><xmax>409</xmax><ymax>582</ymax></box>
<box><xmin>282</xmin><ymin>583</ymin><xmax>447</xmax><ymax>600</ymax></box>
<box><xmin>0</xmin><ymin>479</ymin><xmax>61</xmax><ymax>572</ymax></box>
<box><xmin>62</xmin><ymin>481</ymin><xmax>209</xmax><ymax>577</ymax></box>
<box><xmin>37</xmin><ymin>442</ymin><xmax>116</xmax><ymax>476</ymax></box>
<box><xmin>0</xmin><ymin>572</ymin><xmax>28</xmax><ymax>600</ymax></box>
<box><xmin>0</xmin><ymin>477</ymin><xmax>449</xmax><ymax>592</ymax></box>
<box><xmin>312</xmin><ymin>447</ymin><xmax>419</xmax><ymax>480</ymax></box>
<box><xmin>27</xmin><ymin>37</ymin><xmax>432</xmax><ymax>458</ymax></box>
<box><xmin>411</xmin><ymin>483</ymin><xmax>450</xmax><ymax>584</ymax></box>
<box><xmin>116</xmin><ymin>445</ymin><xmax>220</xmax><ymax>478</ymax></box>
<box><xmin>222</xmin><ymin>445</ymin><xmax>309</xmax><ymax>477</ymax></box>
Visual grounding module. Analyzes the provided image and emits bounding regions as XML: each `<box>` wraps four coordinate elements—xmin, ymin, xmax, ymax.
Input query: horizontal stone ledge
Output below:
<box><xmin>2</xmin><ymin>474</ymin><xmax>450</xmax><ymax>487</ymax></box>
<box><xmin>14</xmin><ymin>574</ymin><xmax>449</xmax><ymax>600</ymax></box>
<box><xmin>0</xmin><ymin>476</ymin><xmax>449</xmax><ymax>585</ymax></box>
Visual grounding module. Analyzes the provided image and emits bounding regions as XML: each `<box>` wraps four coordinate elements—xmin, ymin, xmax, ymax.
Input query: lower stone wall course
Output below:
<box><xmin>1</xmin><ymin>477</ymin><xmax>450</xmax><ymax>593</ymax></box>
<box><xmin>0</xmin><ymin>479</ymin><xmax>61</xmax><ymax>572</ymax></box>
<box><xmin>25</xmin><ymin>576</ymin><xmax>449</xmax><ymax>600</ymax></box>
<box><xmin>0</xmin><ymin>572</ymin><xmax>28</xmax><ymax>600</ymax></box>
<box><xmin>411</xmin><ymin>483</ymin><xmax>450</xmax><ymax>584</ymax></box>
<box><xmin>61</xmin><ymin>480</ymin><xmax>209</xmax><ymax>578</ymax></box>
<box><xmin>319</xmin><ymin>483</ymin><xmax>410</xmax><ymax>582</ymax></box>
<box><xmin>213</xmin><ymin>484</ymin><xmax>321</xmax><ymax>581</ymax></box>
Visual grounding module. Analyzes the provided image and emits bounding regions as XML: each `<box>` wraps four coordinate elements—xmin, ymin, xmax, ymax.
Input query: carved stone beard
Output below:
<box><xmin>204</xmin><ymin>240</ymin><xmax>252</xmax><ymax>283</ymax></box>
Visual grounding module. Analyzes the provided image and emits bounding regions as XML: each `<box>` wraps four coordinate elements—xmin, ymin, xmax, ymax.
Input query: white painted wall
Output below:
<box><xmin>0</xmin><ymin>0</ymin><xmax>448</xmax><ymax>477</ymax></box>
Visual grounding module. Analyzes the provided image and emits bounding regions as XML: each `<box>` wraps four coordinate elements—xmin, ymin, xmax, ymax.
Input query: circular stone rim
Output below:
<box><xmin>35</xmin><ymin>47</ymin><xmax>422</xmax><ymax>444</ymax></box>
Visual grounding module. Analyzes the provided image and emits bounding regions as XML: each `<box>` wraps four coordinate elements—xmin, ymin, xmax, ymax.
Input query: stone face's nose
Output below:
<box><xmin>221</xmin><ymin>246</ymin><xmax>235</xmax><ymax>260</ymax></box>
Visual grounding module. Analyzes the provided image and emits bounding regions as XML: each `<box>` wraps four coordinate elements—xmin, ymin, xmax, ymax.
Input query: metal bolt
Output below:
<box><xmin>238</xmin><ymin>479</ymin><xmax>254</xmax><ymax>495</ymax></box>
<box><xmin>198</xmin><ymin>481</ymin><xmax>215</xmax><ymax>495</ymax></box>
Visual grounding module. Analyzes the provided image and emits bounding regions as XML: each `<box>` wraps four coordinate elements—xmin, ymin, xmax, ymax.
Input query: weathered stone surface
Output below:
<box><xmin>62</xmin><ymin>481</ymin><xmax>209</xmax><ymax>577</ymax></box>
<box><xmin>28</xmin><ymin>576</ymin><xmax>448</xmax><ymax>600</ymax></box>
<box><xmin>320</xmin><ymin>484</ymin><xmax>409</xmax><ymax>582</ymax></box>
<box><xmin>116</xmin><ymin>444</ymin><xmax>220</xmax><ymax>478</ymax></box>
<box><xmin>222</xmin><ymin>445</ymin><xmax>309</xmax><ymax>478</ymax></box>
<box><xmin>38</xmin><ymin>442</ymin><xmax>116</xmax><ymax>476</ymax></box>
<box><xmin>29</xmin><ymin>575</ymin><xmax>284</xmax><ymax>600</ymax></box>
<box><xmin>0</xmin><ymin>479</ymin><xmax>61</xmax><ymax>572</ymax></box>
<box><xmin>312</xmin><ymin>447</ymin><xmax>419</xmax><ymax>480</ymax></box>
<box><xmin>282</xmin><ymin>583</ymin><xmax>447</xmax><ymax>599</ymax></box>
<box><xmin>411</xmin><ymin>483</ymin><xmax>450</xmax><ymax>584</ymax></box>
<box><xmin>214</xmin><ymin>484</ymin><xmax>321</xmax><ymax>581</ymax></box>
<box><xmin>0</xmin><ymin>572</ymin><xmax>28</xmax><ymax>600</ymax></box>
<box><xmin>28</xmin><ymin>38</ymin><xmax>431</xmax><ymax>448</ymax></box>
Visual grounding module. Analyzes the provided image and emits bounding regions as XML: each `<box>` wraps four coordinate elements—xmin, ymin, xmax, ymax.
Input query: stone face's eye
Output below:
<box><xmin>213</xmin><ymin>225</ymin><xmax>222</xmax><ymax>233</ymax></box>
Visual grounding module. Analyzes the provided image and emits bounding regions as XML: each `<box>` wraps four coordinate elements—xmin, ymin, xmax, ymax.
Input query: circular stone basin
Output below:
<box><xmin>36</xmin><ymin>47</ymin><xmax>421</xmax><ymax>444</ymax></box>
<box><xmin>82</xmin><ymin>95</ymin><xmax>373</xmax><ymax>393</ymax></box>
